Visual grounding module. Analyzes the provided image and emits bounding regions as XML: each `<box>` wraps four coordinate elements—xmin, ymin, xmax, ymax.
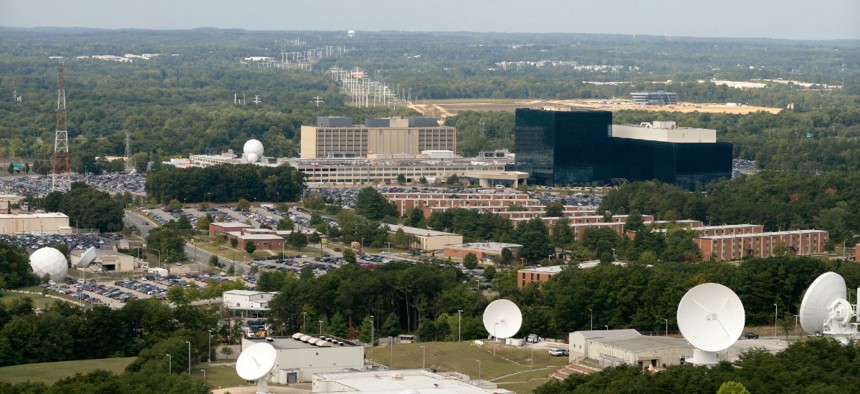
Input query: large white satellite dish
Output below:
<box><xmin>483</xmin><ymin>299</ymin><xmax>523</xmax><ymax>339</ymax></box>
<box><xmin>799</xmin><ymin>271</ymin><xmax>859</xmax><ymax>344</ymax></box>
<box><xmin>677</xmin><ymin>283</ymin><xmax>745</xmax><ymax>365</ymax></box>
<box><xmin>77</xmin><ymin>247</ymin><xmax>97</xmax><ymax>268</ymax></box>
<box><xmin>236</xmin><ymin>342</ymin><xmax>277</xmax><ymax>394</ymax></box>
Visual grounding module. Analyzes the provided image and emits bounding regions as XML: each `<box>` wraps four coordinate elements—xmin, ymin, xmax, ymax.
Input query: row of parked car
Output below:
<box><xmin>42</xmin><ymin>282</ymin><xmax>102</xmax><ymax>305</ymax></box>
<box><xmin>80</xmin><ymin>282</ymin><xmax>133</xmax><ymax>303</ymax></box>
<box><xmin>114</xmin><ymin>279</ymin><xmax>167</xmax><ymax>300</ymax></box>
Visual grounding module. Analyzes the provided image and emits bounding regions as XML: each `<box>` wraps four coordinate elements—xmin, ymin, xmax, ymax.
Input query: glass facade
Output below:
<box><xmin>513</xmin><ymin>108</ymin><xmax>732</xmax><ymax>189</ymax></box>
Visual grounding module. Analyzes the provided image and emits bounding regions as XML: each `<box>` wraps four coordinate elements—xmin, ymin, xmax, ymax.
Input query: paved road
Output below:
<box><xmin>124</xmin><ymin>210</ymin><xmax>155</xmax><ymax>237</ymax></box>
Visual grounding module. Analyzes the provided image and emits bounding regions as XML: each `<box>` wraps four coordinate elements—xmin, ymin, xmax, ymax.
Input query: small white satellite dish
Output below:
<box><xmin>482</xmin><ymin>299</ymin><xmax>523</xmax><ymax>339</ymax></box>
<box><xmin>236</xmin><ymin>342</ymin><xmax>277</xmax><ymax>394</ymax></box>
<box><xmin>799</xmin><ymin>271</ymin><xmax>859</xmax><ymax>344</ymax></box>
<box><xmin>77</xmin><ymin>247</ymin><xmax>97</xmax><ymax>268</ymax></box>
<box><xmin>677</xmin><ymin>283</ymin><xmax>745</xmax><ymax>365</ymax></box>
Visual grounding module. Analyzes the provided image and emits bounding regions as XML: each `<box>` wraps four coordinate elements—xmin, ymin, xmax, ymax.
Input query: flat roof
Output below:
<box><xmin>239</xmin><ymin>234</ymin><xmax>283</xmax><ymax>241</ymax></box>
<box><xmin>213</xmin><ymin>222</ymin><xmax>252</xmax><ymax>228</ymax></box>
<box><xmin>576</xmin><ymin>329</ymin><xmax>640</xmax><ymax>340</ymax></box>
<box><xmin>0</xmin><ymin>212</ymin><xmax>68</xmax><ymax>219</ymax></box>
<box><xmin>448</xmin><ymin>242</ymin><xmax>522</xmax><ymax>251</ymax></box>
<box><xmin>519</xmin><ymin>265</ymin><xmax>564</xmax><ymax>274</ymax></box>
<box><xmin>387</xmin><ymin>224</ymin><xmax>457</xmax><ymax>237</ymax></box>
<box><xmin>314</xmin><ymin>369</ymin><xmax>510</xmax><ymax>393</ymax></box>
<box><xmin>601</xmin><ymin>335</ymin><xmax>691</xmax><ymax>352</ymax></box>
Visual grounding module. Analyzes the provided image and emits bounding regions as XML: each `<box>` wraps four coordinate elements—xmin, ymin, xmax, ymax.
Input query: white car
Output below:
<box><xmin>548</xmin><ymin>348</ymin><xmax>569</xmax><ymax>357</ymax></box>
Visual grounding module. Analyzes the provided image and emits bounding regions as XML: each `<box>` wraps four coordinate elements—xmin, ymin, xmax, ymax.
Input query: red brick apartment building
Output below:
<box><xmin>517</xmin><ymin>266</ymin><xmax>564</xmax><ymax>288</ymax></box>
<box><xmin>695</xmin><ymin>230</ymin><xmax>828</xmax><ymax>261</ymax></box>
<box><xmin>209</xmin><ymin>222</ymin><xmax>285</xmax><ymax>251</ymax></box>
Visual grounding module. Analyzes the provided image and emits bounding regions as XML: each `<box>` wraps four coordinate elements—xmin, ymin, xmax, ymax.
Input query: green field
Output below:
<box><xmin>370</xmin><ymin>342</ymin><xmax>569</xmax><ymax>393</ymax></box>
<box><xmin>0</xmin><ymin>343</ymin><xmax>567</xmax><ymax>393</ymax></box>
<box><xmin>0</xmin><ymin>357</ymin><xmax>136</xmax><ymax>384</ymax></box>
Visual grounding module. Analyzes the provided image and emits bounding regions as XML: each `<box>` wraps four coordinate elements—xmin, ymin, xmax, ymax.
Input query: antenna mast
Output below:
<box><xmin>52</xmin><ymin>64</ymin><xmax>70</xmax><ymax>192</ymax></box>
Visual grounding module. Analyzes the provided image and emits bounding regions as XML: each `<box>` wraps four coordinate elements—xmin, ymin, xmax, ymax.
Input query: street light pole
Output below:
<box><xmin>201</xmin><ymin>369</ymin><xmax>206</xmax><ymax>383</ymax></box>
<box><xmin>421</xmin><ymin>345</ymin><xmax>426</xmax><ymax>369</ymax></box>
<box><xmin>303</xmin><ymin>312</ymin><xmax>307</xmax><ymax>332</ymax></box>
<box><xmin>476</xmin><ymin>360</ymin><xmax>481</xmax><ymax>380</ymax></box>
<box><xmin>457</xmin><ymin>309</ymin><xmax>463</xmax><ymax>342</ymax></box>
<box><xmin>370</xmin><ymin>315</ymin><xmax>375</xmax><ymax>347</ymax></box>
<box><xmin>319</xmin><ymin>320</ymin><xmax>323</xmax><ymax>335</ymax></box>
<box><xmin>794</xmin><ymin>315</ymin><xmax>799</xmax><ymax>338</ymax></box>
<box><xmin>166</xmin><ymin>354</ymin><xmax>171</xmax><ymax>373</ymax></box>
<box><xmin>208</xmin><ymin>329</ymin><xmax>212</xmax><ymax>363</ymax></box>
<box><xmin>774</xmin><ymin>303</ymin><xmax>778</xmax><ymax>337</ymax></box>
<box><xmin>664</xmin><ymin>319</ymin><xmax>668</xmax><ymax>336</ymax></box>
<box><xmin>588</xmin><ymin>308</ymin><xmax>593</xmax><ymax>331</ymax></box>
<box><xmin>186</xmin><ymin>341</ymin><xmax>191</xmax><ymax>374</ymax></box>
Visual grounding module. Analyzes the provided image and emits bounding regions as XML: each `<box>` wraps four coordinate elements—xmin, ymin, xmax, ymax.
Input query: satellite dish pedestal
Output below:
<box><xmin>688</xmin><ymin>349</ymin><xmax>719</xmax><ymax>365</ymax></box>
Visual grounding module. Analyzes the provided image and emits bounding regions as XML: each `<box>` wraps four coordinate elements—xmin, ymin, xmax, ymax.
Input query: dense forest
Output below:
<box><xmin>1</xmin><ymin>29</ymin><xmax>859</xmax><ymax>174</ymax></box>
<box><xmin>144</xmin><ymin>163</ymin><xmax>305</xmax><ymax>204</ymax></box>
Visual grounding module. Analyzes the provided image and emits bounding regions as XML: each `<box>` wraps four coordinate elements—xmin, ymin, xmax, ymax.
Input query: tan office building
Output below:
<box><xmin>301</xmin><ymin>116</ymin><xmax>455</xmax><ymax>158</ymax></box>
<box><xmin>0</xmin><ymin>212</ymin><xmax>71</xmax><ymax>235</ymax></box>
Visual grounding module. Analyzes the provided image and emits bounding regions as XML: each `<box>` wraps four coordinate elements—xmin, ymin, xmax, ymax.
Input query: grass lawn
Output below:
<box><xmin>369</xmin><ymin>342</ymin><xmax>568</xmax><ymax>394</ymax></box>
<box><xmin>191</xmin><ymin>362</ymin><xmax>246</xmax><ymax>390</ymax></box>
<box><xmin>0</xmin><ymin>357</ymin><xmax>136</xmax><ymax>384</ymax></box>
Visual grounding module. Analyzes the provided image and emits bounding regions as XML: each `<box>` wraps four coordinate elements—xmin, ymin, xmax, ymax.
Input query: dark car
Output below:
<box><xmin>745</xmin><ymin>332</ymin><xmax>759</xmax><ymax>339</ymax></box>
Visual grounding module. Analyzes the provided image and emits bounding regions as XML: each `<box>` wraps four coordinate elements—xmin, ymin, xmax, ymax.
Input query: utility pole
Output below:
<box><xmin>52</xmin><ymin>64</ymin><xmax>70</xmax><ymax>192</ymax></box>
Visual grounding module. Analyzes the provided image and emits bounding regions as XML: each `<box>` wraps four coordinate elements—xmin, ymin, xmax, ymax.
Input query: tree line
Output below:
<box><xmin>600</xmin><ymin>174</ymin><xmax>860</xmax><ymax>245</ymax></box>
<box><xmin>26</xmin><ymin>182</ymin><xmax>126</xmax><ymax>233</ymax></box>
<box><xmin>144</xmin><ymin>163</ymin><xmax>305</xmax><ymax>204</ymax></box>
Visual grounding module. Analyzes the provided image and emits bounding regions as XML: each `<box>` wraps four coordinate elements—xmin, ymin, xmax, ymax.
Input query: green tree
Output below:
<box><xmin>342</xmin><ymin>248</ymin><xmax>357</xmax><ymax>264</ymax></box>
<box><xmin>329</xmin><ymin>312</ymin><xmax>348</xmax><ymax>338</ymax></box>
<box><xmin>287</xmin><ymin>232</ymin><xmax>308</xmax><ymax>250</ymax></box>
<box><xmin>545</xmin><ymin>202</ymin><xmax>564</xmax><ymax>217</ymax></box>
<box><xmin>277</xmin><ymin>216</ymin><xmax>294</xmax><ymax>230</ymax></box>
<box><xmin>244</xmin><ymin>242</ymin><xmax>257</xmax><ymax>254</ymax></box>
<box><xmin>463</xmin><ymin>253</ymin><xmax>479</xmax><ymax>269</ymax></box>
<box><xmin>354</xmin><ymin>187</ymin><xmax>397</xmax><ymax>220</ymax></box>
<box><xmin>236</xmin><ymin>199</ymin><xmax>251</xmax><ymax>212</ymax></box>
<box><xmin>397</xmin><ymin>174</ymin><xmax>407</xmax><ymax>185</ymax></box>
<box><xmin>167</xmin><ymin>199</ymin><xmax>183</xmax><ymax>212</ymax></box>
<box><xmin>208</xmin><ymin>255</ymin><xmax>219</xmax><ymax>267</ymax></box>
<box><xmin>446</xmin><ymin>174</ymin><xmax>460</xmax><ymax>185</ymax></box>
<box><xmin>358</xmin><ymin>315</ymin><xmax>373</xmax><ymax>343</ymax></box>
<box><xmin>717</xmin><ymin>381</ymin><xmax>750</xmax><ymax>394</ymax></box>
<box><xmin>483</xmin><ymin>265</ymin><xmax>496</xmax><ymax>280</ymax></box>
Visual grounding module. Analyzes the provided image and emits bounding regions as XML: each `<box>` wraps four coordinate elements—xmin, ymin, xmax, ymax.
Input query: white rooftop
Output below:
<box><xmin>313</xmin><ymin>369</ymin><xmax>512</xmax><ymax>393</ymax></box>
<box><xmin>387</xmin><ymin>224</ymin><xmax>457</xmax><ymax>237</ymax></box>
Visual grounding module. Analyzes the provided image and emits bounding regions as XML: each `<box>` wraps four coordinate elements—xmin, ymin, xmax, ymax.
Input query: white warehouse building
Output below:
<box><xmin>241</xmin><ymin>334</ymin><xmax>365</xmax><ymax>384</ymax></box>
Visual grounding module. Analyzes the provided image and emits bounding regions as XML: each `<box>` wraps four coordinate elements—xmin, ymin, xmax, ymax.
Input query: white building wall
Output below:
<box><xmin>273</xmin><ymin>346</ymin><xmax>365</xmax><ymax>383</ymax></box>
<box><xmin>611</xmin><ymin>125</ymin><xmax>716</xmax><ymax>143</ymax></box>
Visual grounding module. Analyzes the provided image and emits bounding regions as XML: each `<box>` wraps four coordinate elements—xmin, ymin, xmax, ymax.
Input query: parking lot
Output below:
<box><xmin>0</xmin><ymin>173</ymin><xmax>145</xmax><ymax>197</ymax></box>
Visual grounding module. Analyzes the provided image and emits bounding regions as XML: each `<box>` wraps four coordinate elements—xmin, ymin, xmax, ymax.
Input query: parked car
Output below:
<box><xmin>745</xmin><ymin>332</ymin><xmax>759</xmax><ymax>339</ymax></box>
<box><xmin>548</xmin><ymin>348</ymin><xmax>569</xmax><ymax>357</ymax></box>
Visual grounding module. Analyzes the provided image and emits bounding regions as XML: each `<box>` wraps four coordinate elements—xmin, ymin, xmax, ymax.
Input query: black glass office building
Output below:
<box><xmin>513</xmin><ymin>108</ymin><xmax>732</xmax><ymax>189</ymax></box>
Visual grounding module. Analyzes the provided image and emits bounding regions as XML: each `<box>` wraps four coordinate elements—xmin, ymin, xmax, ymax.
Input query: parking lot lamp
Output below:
<box><xmin>166</xmin><ymin>354</ymin><xmax>171</xmax><ymax>373</ymax></box>
<box><xmin>186</xmin><ymin>341</ymin><xmax>191</xmax><ymax>373</ymax></box>
<box><xmin>208</xmin><ymin>329</ymin><xmax>212</xmax><ymax>363</ymax></box>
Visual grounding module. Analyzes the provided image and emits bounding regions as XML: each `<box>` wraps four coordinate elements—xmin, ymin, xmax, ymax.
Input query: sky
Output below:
<box><xmin>1</xmin><ymin>0</ymin><xmax>858</xmax><ymax>41</ymax></box>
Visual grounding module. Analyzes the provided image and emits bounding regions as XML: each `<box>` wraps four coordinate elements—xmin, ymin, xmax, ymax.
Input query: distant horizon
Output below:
<box><xmin>1</xmin><ymin>0</ymin><xmax>858</xmax><ymax>41</ymax></box>
<box><xmin>2</xmin><ymin>26</ymin><xmax>859</xmax><ymax>43</ymax></box>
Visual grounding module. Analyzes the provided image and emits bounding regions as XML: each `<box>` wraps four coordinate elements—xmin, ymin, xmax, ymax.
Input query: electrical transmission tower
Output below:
<box><xmin>52</xmin><ymin>65</ymin><xmax>70</xmax><ymax>192</ymax></box>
